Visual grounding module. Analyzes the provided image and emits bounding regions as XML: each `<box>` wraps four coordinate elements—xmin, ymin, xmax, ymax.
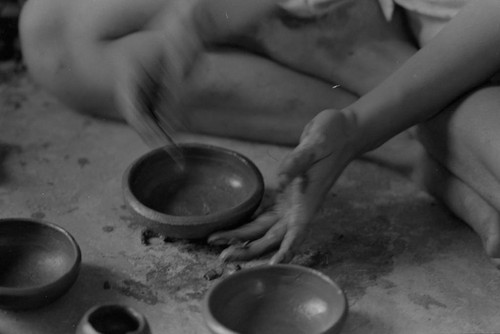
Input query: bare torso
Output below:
<box><xmin>243</xmin><ymin>0</ymin><xmax>416</xmax><ymax>93</ymax></box>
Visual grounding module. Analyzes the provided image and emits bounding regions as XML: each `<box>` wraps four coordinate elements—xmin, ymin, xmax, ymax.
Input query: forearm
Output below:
<box><xmin>348</xmin><ymin>1</ymin><xmax>500</xmax><ymax>154</ymax></box>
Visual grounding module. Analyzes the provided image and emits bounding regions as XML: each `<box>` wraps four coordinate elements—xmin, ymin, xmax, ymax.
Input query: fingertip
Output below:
<box><xmin>207</xmin><ymin>232</ymin><xmax>221</xmax><ymax>242</ymax></box>
<box><xmin>219</xmin><ymin>246</ymin><xmax>245</xmax><ymax>262</ymax></box>
<box><xmin>269</xmin><ymin>255</ymin><xmax>281</xmax><ymax>265</ymax></box>
<box><xmin>269</xmin><ymin>251</ymin><xmax>292</xmax><ymax>265</ymax></box>
<box><xmin>228</xmin><ymin>238</ymin><xmax>246</xmax><ymax>246</ymax></box>
<box><xmin>271</xmin><ymin>232</ymin><xmax>300</xmax><ymax>265</ymax></box>
<box><xmin>207</xmin><ymin>231</ymin><xmax>232</xmax><ymax>244</ymax></box>
<box><xmin>219</xmin><ymin>247</ymin><xmax>234</xmax><ymax>262</ymax></box>
<box><xmin>207</xmin><ymin>238</ymin><xmax>228</xmax><ymax>246</ymax></box>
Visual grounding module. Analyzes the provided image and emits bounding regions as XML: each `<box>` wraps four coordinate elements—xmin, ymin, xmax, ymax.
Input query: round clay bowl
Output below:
<box><xmin>0</xmin><ymin>218</ymin><xmax>81</xmax><ymax>310</ymax></box>
<box><xmin>203</xmin><ymin>264</ymin><xmax>348</xmax><ymax>334</ymax></box>
<box><xmin>123</xmin><ymin>143</ymin><xmax>264</xmax><ymax>239</ymax></box>
<box><xmin>76</xmin><ymin>304</ymin><xmax>151</xmax><ymax>334</ymax></box>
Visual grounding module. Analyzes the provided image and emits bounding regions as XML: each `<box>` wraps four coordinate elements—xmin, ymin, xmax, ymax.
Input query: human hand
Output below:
<box><xmin>277</xmin><ymin>108</ymin><xmax>358</xmax><ymax>190</ymax></box>
<box><xmin>208</xmin><ymin>178</ymin><xmax>311</xmax><ymax>264</ymax></box>
<box><xmin>114</xmin><ymin>1</ymin><xmax>204</xmax><ymax>149</ymax></box>
<box><xmin>208</xmin><ymin>108</ymin><xmax>360</xmax><ymax>263</ymax></box>
<box><xmin>114</xmin><ymin>0</ymin><xmax>287</xmax><ymax>148</ymax></box>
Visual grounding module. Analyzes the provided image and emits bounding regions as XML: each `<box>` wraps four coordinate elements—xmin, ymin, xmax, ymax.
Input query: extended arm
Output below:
<box><xmin>211</xmin><ymin>1</ymin><xmax>500</xmax><ymax>263</ymax></box>
<box><xmin>350</xmin><ymin>1</ymin><xmax>500</xmax><ymax>153</ymax></box>
<box><xmin>275</xmin><ymin>0</ymin><xmax>500</xmax><ymax>261</ymax></box>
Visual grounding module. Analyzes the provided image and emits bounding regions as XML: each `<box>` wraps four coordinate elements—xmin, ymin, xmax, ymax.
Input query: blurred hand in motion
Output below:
<box><xmin>114</xmin><ymin>0</ymin><xmax>204</xmax><ymax>148</ymax></box>
<box><xmin>114</xmin><ymin>0</ymin><xmax>288</xmax><ymax>148</ymax></box>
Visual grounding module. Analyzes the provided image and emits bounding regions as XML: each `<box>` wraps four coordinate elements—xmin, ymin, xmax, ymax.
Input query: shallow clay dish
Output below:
<box><xmin>0</xmin><ymin>218</ymin><xmax>81</xmax><ymax>310</ymax></box>
<box><xmin>123</xmin><ymin>143</ymin><xmax>264</xmax><ymax>239</ymax></box>
<box><xmin>203</xmin><ymin>264</ymin><xmax>348</xmax><ymax>334</ymax></box>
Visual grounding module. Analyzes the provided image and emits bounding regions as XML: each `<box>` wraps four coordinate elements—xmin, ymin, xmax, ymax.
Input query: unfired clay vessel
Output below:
<box><xmin>123</xmin><ymin>143</ymin><xmax>264</xmax><ymax>239</ymax></box>
<box><xmin>203</xmin><ymin>264</ymin><xmax>348</xmax><ymax>334</ymax></box>
<box><xmin>0</xmin><ymin>218</ymin><xmax>81</xmax><ymax>310</ymax></box>
<box><xmin>76</xmin><ymin>304</ymin><xmax>151</xmax><ymax>334</ymax></box>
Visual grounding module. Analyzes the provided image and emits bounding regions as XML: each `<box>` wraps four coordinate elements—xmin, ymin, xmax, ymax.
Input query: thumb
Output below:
<box><xmin>277</xmin><ymin>126</ymin><xmax>324</xmax><ymax>191</ymax></box>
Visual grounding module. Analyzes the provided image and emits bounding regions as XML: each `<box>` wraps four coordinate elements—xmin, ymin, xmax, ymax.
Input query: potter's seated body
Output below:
<box><xmin>20</xmin><ymin>0</ymin><xmax>500</xmax><ymax>267</ymax></box>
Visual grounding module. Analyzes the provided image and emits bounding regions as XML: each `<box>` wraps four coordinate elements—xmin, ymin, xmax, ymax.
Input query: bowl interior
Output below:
<box><xmin>87</xmin><ymin>305</ymin><xmax>142</xmax><ymax>333</ymax></box>
<box><xmin>0</xmin><ymin>220</ymin><xmax>78</xmax><ymax>288</ymax></box>
<box><xmin>129</xmin><ymin>145</ymin><xmax>261</xmax><ymax>217</ymax></box>
<box><xmin>207</xmin><ymin>265</ymin><xmax>347</xmax><ymax>334</ymax></box>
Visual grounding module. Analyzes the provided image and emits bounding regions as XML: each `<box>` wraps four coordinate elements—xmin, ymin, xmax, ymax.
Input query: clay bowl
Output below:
<box><xmin>203</xmin><ymin>264</ymin><xmax>348</xmax><ymax>334</ymax></box>
<box><xmin>76</xmin><ymin>304</ymin><xmax>151</xmax><ymax>334</ymax></box>
<box><xmin>123</xmin><ymin>143</ymin><xmax>264</xmax><ymax>239</ymax></box>
<box><xmin>0</xmin><ymin>218</ymin><xmax>81</xmax><ymax>310</ymax></box>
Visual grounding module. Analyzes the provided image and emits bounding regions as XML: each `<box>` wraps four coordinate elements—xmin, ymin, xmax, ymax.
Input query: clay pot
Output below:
<box><xmin>122</xmin><ymin>143</ymin><xmax>264</xmax><ymax>239</ymax></box>
<box><xmin>0</xmin><ymin>218</ymin><xmax>81</xmax><ymax>310</ymax></box>
<box><xmin>76</xmin><ymin>304</ymin><xmax>151</xmax><ymax>334</ymax></box>
<box><xmin>203</xmin><ymin>264</ymin><xmax>348</xmax><ymax>334</ymax></box>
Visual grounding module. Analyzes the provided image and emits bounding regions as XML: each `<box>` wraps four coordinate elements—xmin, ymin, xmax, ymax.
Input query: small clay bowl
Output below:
<box><xmin>203</xmin><ymin>264</ymin><xmax>348</xmax><ymax>334</ymax></box>
<box><xmin>0</xmin><ymin>218</ymin><xmax>81</xmax><ymax>310</ymax></box>
<box><xmin>76</xmin><ymin>304</ymin><xmax>151</xmax><ymax>334</ymax></box>
<box><xmin>123</xmin><ymin>143</ymin><xmax>264</xmax><ymax>239</ymax></box>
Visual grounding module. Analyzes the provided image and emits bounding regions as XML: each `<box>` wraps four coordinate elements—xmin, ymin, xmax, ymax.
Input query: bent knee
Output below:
<box><xmin>417</xmin><ymin>85</ymin><xmax>500</xmax><ymax>155</ymax></box>
<box><xmin>19</xmin><ymin>0</ymin><xmax>121</xmax><ymax>120</ymax></box>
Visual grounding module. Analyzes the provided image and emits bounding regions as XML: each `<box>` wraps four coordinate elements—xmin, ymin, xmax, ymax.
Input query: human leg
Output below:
<box><xmin>108</xmin><ymin>0</ymin><xmax>415</xmax><ymax>144</ymax></box>
<box><xmin>181</xmin><ymin>50</ymin><xmax>358</xmax><ymax>144</ymax></box>
<box><xmin>20</xmin><ymin>0</ymin><xmax>422</xmax><ymax>145</ymax></box>
<box><xmin>417</xmin><ymin>85</ymin><xmax>500</xmax><ymax>263</ymax></box>
<box><xmin>19</xmin><ymin>0</ymin><xmax>360</xmax><ymax>144</ymax></box>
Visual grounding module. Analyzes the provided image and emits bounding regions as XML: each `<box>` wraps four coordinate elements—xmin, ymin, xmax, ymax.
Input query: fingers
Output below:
<box><xmin>211</xmin><ymin>107</ymin><xmax>354</xmax><ymax>264</ymax></box>
<box><xmin>161</xmin><ymin>1</ymin><xmax>204</xmax><ymax>79</ymax></box>
<box><xmin>271</xmin><ymin>178</ymin><xmax>309</xmax><ymax>264</ymax></box>
<box><xmin>219</xmin><ymin>222</ymin><xmax>287</xmax><ymax>262</ymax></box>
<box><xmin>220</xmin><ymin>202</ymin><xmax>308</xmax><ymax>264</ymax></box>
<box><xmin>150</xmin><ymin>3</ymin><xmax>208</xmax><ymax>136</ymax></box>
<box><xmin>114</xmin><ymin>2</ymin><xmax>206</xmax><ymax>148</ymax></box>
<box><xmin>115</xmin><ymin>42</ymin><xmax>169</xmax><ymax>148</ymax></box>
<box><xmin>213</xmin><ymin>178</ymin><xmax>311</xmax><ymax>264</ymax></box>
<box><xmin>208</xmin><ymin>212</ymin><xmax>279</xmax><ymax>245</ymax></box>
<box><xmin>269</xmin><ymin>226</ymin><xmax>301</xmax><ymax>264</ymax></box>
<box><xmin>269</xmin><ymin>215</ymin><xmax>304</xmax><ymax>264</ymax></box>
<box><xmin>208</xmin><ymin>192</ymin><xmax>296</xmax><ymax>263</ymax></box>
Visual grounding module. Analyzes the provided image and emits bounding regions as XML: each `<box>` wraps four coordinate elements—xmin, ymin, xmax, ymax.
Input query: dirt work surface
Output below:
<box><xmin>1</xmin><ymin>68</ymin><xmax>500</xmax><ymax>334</ymax></box>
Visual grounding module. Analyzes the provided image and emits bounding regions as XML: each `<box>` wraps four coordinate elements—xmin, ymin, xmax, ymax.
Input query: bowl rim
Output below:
<box><xmin>122</xmin><ymin>143</ymin><xmax>265</xmax><ymax>226</ymax></box>
<box><xmin>78</xmin><ymin>303</ymin><xmax>150</xmax><ymax>333</ymax></box>
<box><xmin>202</xmin><ymin>264</ymin><xmax>348</xmax><ymax>334</ymax></box>
<box><xmin>0</xmin><ymin>217</ymin><xmax>82</xmax><ymax>294</ymax></box>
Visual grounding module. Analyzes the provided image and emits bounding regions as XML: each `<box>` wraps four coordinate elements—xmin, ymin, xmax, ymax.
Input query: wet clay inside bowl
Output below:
<box><xmin>205</xmin><ymin>265</ymin><xmax>347</xmax><ymax>334</ymax></box>
<box><xmin>137</xmin><ymin>155</ymin><xmax>253</xmax><ymax>216</ymax></box>
<box><xmin>0</xmin><ymin>218</ymin><xmax>81</xmax><ymax>309</ymax></box>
